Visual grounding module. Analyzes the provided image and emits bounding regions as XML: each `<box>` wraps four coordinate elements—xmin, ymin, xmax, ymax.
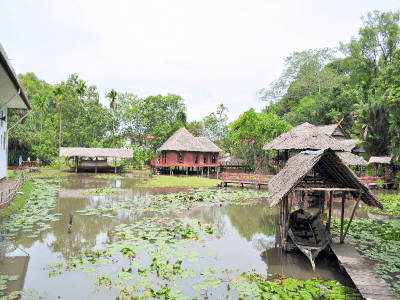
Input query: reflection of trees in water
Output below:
<box><xmin>252</xmin><ymin>235</ymin><xmax>275</xmax><ymax>251</ymax></box>
<box><xmin>225</xmin><ymin>204</ymin><xmax>277</xmax><ymax>241</ymax></box>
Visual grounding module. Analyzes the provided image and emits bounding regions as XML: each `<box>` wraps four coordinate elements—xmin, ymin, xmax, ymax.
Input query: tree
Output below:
<box><xmin>106</xmin><ymin>89</ymin><xmax>118</xmax><ymax>148</ymax></box>
<box><xmin>228</xmin><ymin>109</ymin><xmax>292</xmax><ymax>173</ymax></box>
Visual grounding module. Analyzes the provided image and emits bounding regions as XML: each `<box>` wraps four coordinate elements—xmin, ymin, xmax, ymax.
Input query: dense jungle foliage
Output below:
<box><xmin>7</xmin><ymin>9</ymin><xmax>400</xmax><ymax>179</ymax></box>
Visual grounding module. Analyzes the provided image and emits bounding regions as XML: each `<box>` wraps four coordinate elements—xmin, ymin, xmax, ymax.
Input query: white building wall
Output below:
<box><xmin>0</xmin><ymin>108</ymin><xmax>7</xmax><ymax>179</ymax></box>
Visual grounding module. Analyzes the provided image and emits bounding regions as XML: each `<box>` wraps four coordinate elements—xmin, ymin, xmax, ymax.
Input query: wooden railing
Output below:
<box><xmin>220</xmin><ymin>172</ymin><xmax>274</xmax><ymax>184</ymax></box>
<box><xmin>150</xmin><ymin>158</ymin><xmax>167</xmax><ymax>166</ymax></box>
<box><xmin>0</xmin><ymin>171</ymin><xmax>28</xmax><ymax>207</ymax></box>
<box><xmin>23</xmin><ymin>161</ymin><xmax>38</xmax><ymax>167</ymax></box>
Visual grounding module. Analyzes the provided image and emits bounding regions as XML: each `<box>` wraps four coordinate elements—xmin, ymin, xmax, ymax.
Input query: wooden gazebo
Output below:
<box><xmin>267</xmin><ymin>148</ymin><xmax>382</xmax><ymax>256</ymax></box>
<box><xmin>59</xmin><ymin>147</ymin><xmax>133</xmax><ymax>173</ymax></box>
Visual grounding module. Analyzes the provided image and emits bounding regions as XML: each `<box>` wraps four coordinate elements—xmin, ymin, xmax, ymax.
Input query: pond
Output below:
<box><xmin>0</xmin><ymin>172</ymin><xmax>370</xmax><ymax>299</ymax></box>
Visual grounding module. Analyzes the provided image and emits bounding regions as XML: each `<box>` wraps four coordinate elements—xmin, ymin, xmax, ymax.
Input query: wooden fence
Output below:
<box><xmin>220</xmin><ymin>172</ymin><xmax>274</xmax><ymax>187</ymax></box>
<box><xmin>0</xmin><ymin>171</ymin><xmax>28</xmax><ymax>207</ymax></box>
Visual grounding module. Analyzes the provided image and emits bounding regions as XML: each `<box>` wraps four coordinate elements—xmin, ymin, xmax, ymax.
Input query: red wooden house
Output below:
<box><xmin>150</xmin><ymin>127</ymin><xmax>222</xmax><ymax>175</ymax></box>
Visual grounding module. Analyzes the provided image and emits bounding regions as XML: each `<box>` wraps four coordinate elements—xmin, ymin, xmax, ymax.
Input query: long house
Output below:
<box><xmin>150</xmin><ymin>127</ymin><xmax>222</xmax><ymax>175</ymax></box>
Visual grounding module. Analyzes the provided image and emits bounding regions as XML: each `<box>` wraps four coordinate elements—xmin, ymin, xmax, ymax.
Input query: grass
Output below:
<box><xmin>144</xmin><ymin>175</ymin><xmax>221</xmax><ymax>187</ymax></box>
<box><xmin>0</xmin><ymin>180</ymin><xmax>34</xmax><ymax>221</ymax></box>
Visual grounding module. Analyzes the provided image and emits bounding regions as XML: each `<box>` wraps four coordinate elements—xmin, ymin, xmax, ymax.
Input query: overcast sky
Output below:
<box><xmin>1</xmin><ymin>1</ymin><xmax>399</xmax><ymax>123</ymax></box>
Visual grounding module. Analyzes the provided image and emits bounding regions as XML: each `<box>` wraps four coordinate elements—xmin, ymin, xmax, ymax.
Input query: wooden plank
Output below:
<box><xmin>293</xmin><ymin>187</ymin><xmax>360</xmax><ymax>192</ymax></box>
<box><xmin>330</xmin><ymin>242</ymin><xmax>398</xmax><ymax>300</ymax></box>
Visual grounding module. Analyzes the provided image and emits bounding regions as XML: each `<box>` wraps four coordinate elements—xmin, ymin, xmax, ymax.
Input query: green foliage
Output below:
<box><xmin>227</xmin><ymin>109</ymin><xmax>291</xmax><ymax>173</ymax></box>
<box><xmin>144</xmin><ymin>176</ymin><xmax>221</xmax><ymax>187</ymax></box>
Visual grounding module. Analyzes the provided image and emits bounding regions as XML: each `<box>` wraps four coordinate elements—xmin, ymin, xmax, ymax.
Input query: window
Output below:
<box><xmin>212</xmin><ymin>155</ymin><xmax>216</xmax><ymax>164</ymax></box>
<box><xmin>179</xmin><ymin>152</ymin><xmax>183</xmax><ymax>163</ymax></box>
<box><xmin>204</xmin><ymin>154</ymin><xmax>207</xmax><ymax>164</ymax></box>
<box><xmin>194</xmin><ymin>152</ymin><xmax>199</xmax><ymax>164</ymax></box>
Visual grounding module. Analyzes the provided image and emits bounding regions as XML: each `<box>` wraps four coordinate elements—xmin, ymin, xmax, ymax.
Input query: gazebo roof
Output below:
<box><xmin>59</xmin><ymin>147</ymin><xmax>133</xmax><ymax>158</ymax></box>
<box><xmin>157</xmin><ymin>128</ymin><xmax>222</xmax><ymax>152</ymax></box>
<box><xmin>369</xmin><ymin>156</ymin><xmax>395</xmax><ymax>165</ymax></box>
<box><xmin>267</xmin><ymin>148</ymin><xmax>382</xmax><ymax>209</ymax></box>
<box><xmin>263</xmin><ymin>122</ymin><xmax>354</xmax><ymax>151</ymax></box>
<box><xmin>219</xmin><ymin>157</ymin><xmax>247</xmax><ymax>166</ymax></box>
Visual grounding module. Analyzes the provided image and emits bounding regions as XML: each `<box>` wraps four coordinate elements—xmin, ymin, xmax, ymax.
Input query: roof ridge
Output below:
<box><xmin>167</xmin><ymin>128</ymin><xmax>185</xmax><ymax>150</ymax></box>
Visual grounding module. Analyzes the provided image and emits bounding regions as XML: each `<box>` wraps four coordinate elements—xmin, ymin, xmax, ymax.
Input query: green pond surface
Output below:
<box><xmin>1</xmin><ymin>172</ymin><xmax>386</xmax><ymax>299</ymax></box>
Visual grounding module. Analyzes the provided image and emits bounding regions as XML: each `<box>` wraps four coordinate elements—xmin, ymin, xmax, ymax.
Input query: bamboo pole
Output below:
<box><xmin>327</xmin><ymin>191</ymin><xmax>333</xmax><ymax>232</ymax></box>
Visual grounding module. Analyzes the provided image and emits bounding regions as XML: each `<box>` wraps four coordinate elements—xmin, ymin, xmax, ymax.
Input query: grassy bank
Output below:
<box><xmin>0</xmin><ymin>180</ymin><xmax>34</xmax><ymax>221</ymax></box>
<box><xmin>144</xmin><ymin>175</ymin><xmax>221</xmax><ymax>187</ymax></box>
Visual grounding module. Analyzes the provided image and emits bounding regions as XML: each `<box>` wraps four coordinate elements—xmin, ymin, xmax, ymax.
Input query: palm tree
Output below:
<box><xmin>106</xmin><ymin>89</ymin><xmax>118</xmax><ymax>148</ymax></box>
<box><xmin>53</xmin><ymin>86</ymin><xmax>64</xmax><ymax>148</ymax></box>
<box><xmin>217</xmin><ymin>103</ymin><xmax>229</xmax><ymax>118</ymax></box>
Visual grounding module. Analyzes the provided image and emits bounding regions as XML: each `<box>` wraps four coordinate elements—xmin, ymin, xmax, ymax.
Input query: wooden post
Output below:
<box><xmin>207</xmin><ymin>167</ymin><xmax>210</xmax><ymax>176</ymax></box>
<box><xmin>201</xmin><ymin>167</ymin><xmax>203</xmax><ymax>175</ymax></box>
<box><xmin>340</xmin><ymin>191</ymin><xmax>346</xmax><ymax>244</ymax></box>
<box><xmin>95</xmin><ymin>166</ymin><xmax>97</xmax><ymax>174</ymax></box>
<box><xmin>327</xmin><ymin>191</ymin><xmax>333</xmax><ymax>231</ymax></box>
<box><xmin>75</xmin><ymin>156</ymin><xmax>78</xmax><ymax>173</ymax></box>
<box><xmin>341</xmin><ymin>191</ymin><xmax>362</xmax><ymax>243</ymax></box>
<box><xmin>114</xmin><ymin>157</ymin><xmax>117</xmax><ymax>173</ymax></box>
<box><xmin>304</xmin><ymin>191</ymin><xmax>308</xmax><ymax>208</ymax></box>
<box><xmin>186</xmin><ymin>167</ymin><xmax>188</xmax><ymax>176</ymax></box>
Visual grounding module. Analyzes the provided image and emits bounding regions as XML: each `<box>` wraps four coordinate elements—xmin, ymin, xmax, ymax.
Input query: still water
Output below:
<box><xmin>1</xmin><ymin>172</ymin><xmax>382</xmax><ymax>299</ymax></box>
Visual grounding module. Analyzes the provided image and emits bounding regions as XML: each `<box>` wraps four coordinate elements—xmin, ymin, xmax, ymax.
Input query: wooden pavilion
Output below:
<box><xmin>150</xmin><ymin>127</ymin><xmax>222</xmax><ymax>175</ymax></box>
<box><xmin>267</xmin><ymin>148</ymin><xmax>382</xmax><ymax>259</ymax></box>
<box><xmin>219</xmin><ymin>157</ymin><xmax>247</xmax><ymax>173</ymax></box>
<box><xmin>59</xmin><ymin>147</ymin><xmax>133</xmax><ymax>173</ymax></box>
<box><xmin>366</xmin><ymin>156</ymin><xmax>397</xmax><ymax>186</ymax></box>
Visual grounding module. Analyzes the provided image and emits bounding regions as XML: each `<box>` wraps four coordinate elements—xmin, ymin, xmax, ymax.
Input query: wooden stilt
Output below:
<box><xmin>305</xmin><ymin>191</ymin><xmax>308</xmax><ymax>208</ymax></box>
<box><xmin>114</xmin><ymin>157</ymin><xmax>116</xmax><ymax>173</ymax></box>
<box><xmin>327</xmin><ymin>191</ymin><xmax>333</xmax><ymax>231</ymax></box>
<box><xmin>341</xmin><ymin>191</ymin><xmax>362</xmax><ymax>243</ymax></box>
<box><xmin>340</xmin><ymin>192</ymin><xmax>346</xmax><ymax>244</ymax></box>
<box><xmin>75</xmin><ymin>156</ymin><xmax>78</xmax><ymax>173</ymax></box>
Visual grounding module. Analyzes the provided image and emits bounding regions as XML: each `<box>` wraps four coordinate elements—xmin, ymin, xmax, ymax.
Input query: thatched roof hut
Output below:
<box><xmin>157</xmin><ymin>128</ymin><xmax>222</xmax><ymax>153</ymax></box>
<box><xmin>59</xmin><ymin>147</ymin><xmax>133</xmax><ymax>158</ymax></box>
<box><xmin>369</xmin><ymin>156</ymin><xmax>395</xmax><ymax>165</ymax></box>
<box><xmin>220</xmin><ymin>157</ymin><xmax>247</xmax><ymax>166</ymax></box>
<box><xmin>263</xmin><ymin>122</ymin><xmax>354</xmax><ymax>151</ymax></box>
<box><xmin>316</xmin><ymin>123</ymin><xmax>349</xmax><ymax>140</ymax></box>
<box><xmin>267</xmin><ymin>148</ymin><xmax>382</xmax><ymax>209</ymax></box>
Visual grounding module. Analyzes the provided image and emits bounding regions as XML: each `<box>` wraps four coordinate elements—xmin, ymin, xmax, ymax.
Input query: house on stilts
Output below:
<box><xmin>267</xmin><ymin>147</ymin><xmax>382</xmax><ymax>269</ymax></box>
<box><xmin>150</xmin><ymin>127</ymin><xmax>222</xmax><ymax>175</ymax></box>
<box><xmin>263</xmin><ymin>122</ymin><xmax>367</xmax><ymax>172</ymax></box>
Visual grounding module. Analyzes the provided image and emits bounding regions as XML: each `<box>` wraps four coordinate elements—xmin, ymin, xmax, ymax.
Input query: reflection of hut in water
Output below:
<box><xmin>0</xmin><ymin>247</ymin><xmax>30</xmax><ymax>295</ymax></box>
<box><xmin>263</xmin><ymin>122</ymin><xmax>366</xmax><ymax>172</ymax></box>
<box><xmin>267</xmin><ymin>148</ymin><xmax>382</xmax><ymax>269</ymax></box>
<box><xmin>219</xmin><ymin>157</ymin><xmax>247</xmax><ymax>173</ymax></box>
<box><xmin>59</xmin><ymin>147</ymin><xmax>133</xmax><ymax>173</ymax></box>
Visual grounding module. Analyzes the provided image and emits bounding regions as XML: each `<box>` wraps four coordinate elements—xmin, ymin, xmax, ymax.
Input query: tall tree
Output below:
<box><xmin>106</xmin><ymin>89</ymin><xmax>118</xmax><ymax>148</ymax></box>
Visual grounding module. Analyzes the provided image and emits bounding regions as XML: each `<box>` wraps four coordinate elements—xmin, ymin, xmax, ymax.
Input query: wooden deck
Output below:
<box><xmin>330</xmin><ymin>242</ymin><xmax>398</xmax><ymax>300</ymax></box>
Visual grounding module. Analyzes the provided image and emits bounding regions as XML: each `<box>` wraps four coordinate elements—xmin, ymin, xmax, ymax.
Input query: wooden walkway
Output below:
<box><xmin>330</xmin><ymin>242</ymin><xmax>398</xmax><ymax>300</ymax></box>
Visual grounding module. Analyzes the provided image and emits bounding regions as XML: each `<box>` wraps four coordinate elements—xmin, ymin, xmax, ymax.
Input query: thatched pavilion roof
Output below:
<box><xmin>336</xmin><ymin>152</ymin><xmax>368</xmax><ymax>166</ymax></box>
<box><xmin>263</xmin><ymin>123</ymin><xmax>354</xmax><ymax>151</ymax></box>
<box><xmin>59</xmin><ymin>147</ymin><xmax>133</xmax><ymax>158</ymax></box>
<box><xmin>220</xmin><ymin>157</ymin><xmax>247</xmax><ymax>166</ymax></box>
<box><xmin>316</xmin><ymin>123</ymin><xmax>349</xmax><ymax>139</ymax></box>
<box><xmin>369</xmin><ymin>156</ymin><xmax>395</xmax><ymax>165</ymax></box>
<box><xmin>267</xmin><ymin>148</ymin><xmax>382</xmax><ymax>209</ymax></box>
<box><xmin>157</xmin><ymin>128</ymin><xmax>222</xmax><ymax>152</ymax></box>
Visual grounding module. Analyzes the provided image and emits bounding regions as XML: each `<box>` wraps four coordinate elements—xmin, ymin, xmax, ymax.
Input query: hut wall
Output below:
<box><xmin>153</xmin><ymin>151</ymin><xmax>219</xmax><ymax>167</ymax></box>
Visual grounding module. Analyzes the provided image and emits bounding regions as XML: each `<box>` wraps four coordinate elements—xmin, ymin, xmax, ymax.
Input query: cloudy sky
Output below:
<box><xmin>1</xmin><ymin>0</ymin><xmax>399</xmax><ymax>123</ymax></box>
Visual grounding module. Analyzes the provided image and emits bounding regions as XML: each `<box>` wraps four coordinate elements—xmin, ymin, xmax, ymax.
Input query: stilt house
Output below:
<box><xmin>150</xmin><ymin>127</ymin><xmax>222</xmax><ymax>174</ymax></box>
<box><xmin>263</xmin><ymin>122</ymin><xmax>367</xmax><ymax>170</ymax></box>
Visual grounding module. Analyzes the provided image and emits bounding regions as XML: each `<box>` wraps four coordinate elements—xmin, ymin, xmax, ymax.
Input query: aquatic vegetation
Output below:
<box><xmin>144</xmin><ymin>175</ymin><xmax>221</xmax><ymax>187</ymax></box>
<box><xmin>93</xmin><ymin>174</ymin><xmax>125</xmax><ymax>179</ymax></box>
<box><xmin>1</xmin><ymin>287</ymin><xmax>48</xmax><ymax>299</ymax></box>
<box><xmin>0</xmin><ymin>275</ymin><xmax>19</xmax><ymax>297</ymax></box>
<box><xmin>365</xmin><ymin>194</ymin><xmax>400</xmax><ymax>216</ymax></box>
<box><xmin>0</xmin><ymin>181</ymin><xmax>34</xmax><ymax>221</ymax></box>
<box><xmin>331</xmin><ymin>217</ymin><xmax>400</xmax><ymax>296</ymax></box>
<box><xmin>79</xmin><ymin>187</ymin><xmax>127</xmax><ymax>196</ymax></box>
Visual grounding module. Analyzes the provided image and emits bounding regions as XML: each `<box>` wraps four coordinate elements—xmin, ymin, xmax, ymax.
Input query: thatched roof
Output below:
<box><xmin>369</xmin><ymin>156</ymin><xmax>395</xmax><ymax>165</ymax></box>
<box><xmin>336</xmin><ymin>152</ymin><xmax>368</xmax><ymax>166</ymax></box>
<box><xmin>157</xmin><ymin>128</ymin><xmax>222</xmax><ymax>153</ymax></box>
<box><xmin>220</xmin><ymin>157</ymin><xmax>247</xmax><ymax>166</ymax></box>
<box><xmin>267</xmin><ymin>148</ymin><xmax>382</xmax><ymax>209</ymax></box>
<box><xmin>317</xmin><ymin>123</ymin><xmax>349</xmax><ymax>139</ymax></box>
<box><xmin>59</xmin><ymin>147</ymin><xmax>133</xmax><ymax>158</ymax></box>
<box><xmin>196</xmin><ymin>137</ymin><xmax>223</xmax><ymax>152</ymax></box>
<box><xmin>263</xmin><ymin>122</ymin><xmax>353</xmax><ymax>151</ymax></box>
